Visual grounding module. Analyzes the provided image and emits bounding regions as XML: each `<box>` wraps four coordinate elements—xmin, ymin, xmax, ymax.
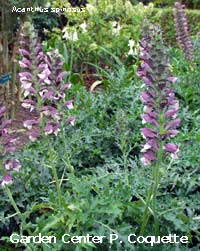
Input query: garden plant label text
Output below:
<box><xmin>11</xmin><ymin>6</ymin><xmax>86</xmax><ymax>13</ymax></box>
<box><xmin>10</xmin><ymin>233</ymin><xmax>188</xmax><ymax>247</ymax></box>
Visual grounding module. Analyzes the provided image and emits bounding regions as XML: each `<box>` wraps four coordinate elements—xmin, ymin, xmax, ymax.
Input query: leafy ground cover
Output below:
<box><xmin>0</xmin><ymin>1</ymin><xmax>200</xmax><ymax>251</ymax></box>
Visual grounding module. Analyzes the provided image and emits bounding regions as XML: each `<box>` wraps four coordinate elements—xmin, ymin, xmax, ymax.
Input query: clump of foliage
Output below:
<box><xmin>47</xmin><ymin>0</ymin><xmax>154</xmax><ymax>72</ymax></box>
<box><xmin>0</xmin><ymin>46</ymin><xmax>200</xmax><ymax>249</ymax></box>
<box><xmin>134</xmin><ymin>0</ymin><xmax>200</xmax><ymax>9</ymax></box>
<box><xmin>152</xmin><ymin>8</ymin><xmax>200</xmax><ymax>45</ymax></box>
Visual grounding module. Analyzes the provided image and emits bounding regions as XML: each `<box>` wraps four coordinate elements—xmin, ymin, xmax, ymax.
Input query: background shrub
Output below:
<box><xmin>132</xmin><ymin>0</ymin><xmax>200</xmax><ymax>9</ymax></box>
<box><xmin>151</xmin><ymin>8</ymin><xmax>200</xmax><ymax>45</ymax></box>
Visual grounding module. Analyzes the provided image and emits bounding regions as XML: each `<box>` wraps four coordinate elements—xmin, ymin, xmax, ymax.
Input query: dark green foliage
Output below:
<box><xmin>68</xmin><ymin>0</ymin><xmax>87</xmax><ymax>6</ymax></box>
<box><xmin>32</xmin><ymin>11</ymin><xmax>60</xmax><ymax>40</ymax></box>
<box><xmin>0</xmin><ymin>49</ymin><xmax>200</xmax><ymax>250</ymax></box>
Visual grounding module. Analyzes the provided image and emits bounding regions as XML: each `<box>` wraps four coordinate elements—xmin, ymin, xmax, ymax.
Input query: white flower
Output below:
<box><xmin>112</xmin><ymin>21</ymin><xmax>118</xmax><ymax>28</ymax></box>
<box><xmin>63</xmin><ymin>31</ymin><xmax>78</xmax><ymax>41</ymax></box>
<box><xmin>80</xmin><ymin>22</ymin><xmax>87</xmax><ymax>33</ymax></box>
<box><xmin>112</xmin><ymin>22</ymin><xmax>121</xmax><ymax>35</ymax></box>
<box><xmin>128</xmin><ymin>39</ymin><xmax>135</xmax><ymax>48</ymax></box>
<box><xmin>127</xmin><ymin>40</ymin><xmax>138</xmax><ymax>56</ymax></box>
<box><xmin>128</xmin><ymin>48</ymin><xmax>134</xmax><ymax>56</ymax></box>
<box><xmin>72</xmin><ymin>31</ymin><xmax>78</xmax><ymax>41</ymax></box>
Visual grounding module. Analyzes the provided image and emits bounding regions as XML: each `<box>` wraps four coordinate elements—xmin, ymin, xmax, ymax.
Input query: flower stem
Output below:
<box><xmin>4</xmin><ymin>186</ymin><xmax>35</xmax><ymax>250</ymax></box>
<box><xmin>49</xmin><ymin>148</ymin><xmax>62</xmax><ymax>207</ymax></box>
<box><xmin>140</xmin><ymin>180</ymin><xmax>153</xmax><ymax>236</ymax></box>
<box><xmin>152</xmin><ymin>163</ymin><xmax>159</xmax><ymax>236</ymax></box>
<box><xmin>4</xmin><ymin>186</ymin><xmax>22</xmax><ymax>220</ymax></box>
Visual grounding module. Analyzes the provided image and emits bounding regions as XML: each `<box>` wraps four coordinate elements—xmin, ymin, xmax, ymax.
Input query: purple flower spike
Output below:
<box><xmin>17</xmin><ymin>22</ymin><xmax>74</xmax><ymax>150</ymax></box>
<box><xmin>138</xmin><ymin>22</ymin><xmax>180</xmax><ymax>166</ymax></box>
<box><xmin>1</xmin><ymin>175</ymin><xmax>13</xmax><ymax>187</ymax></box>
<box><xmin>173</xmin><ymin>2</ymin><xmax>194</xmax><ymax>60</ymax></box>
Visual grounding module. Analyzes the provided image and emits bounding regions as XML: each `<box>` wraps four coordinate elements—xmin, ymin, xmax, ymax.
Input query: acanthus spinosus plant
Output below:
<box><xmin>137</xmin><ymin>21</ymin><xmax>180</xmax><ymax>236</ymax></box>
<box><xmin>18</xmin><ymin>21</ymin><xmax>76</xmax><ymax>211</ymax></box>
<box><xmin>197</xmin><ymin>32</ymin><xmax>200</xmax><ymax>58</ymax></box>
<box><xmin>173</xmin><ymin>2</ymin><xmax>194</xmax><ymax>61</ymax></box>
<box><xmin>18</xmin><ymin>22</ymin><xmax>75</xmax><ymax>142</ymax></box>
<box><xmin>0</xmin><ymin>104</ymin><xmax>21</xmax><ymax>187</ymax></box>
<box><xmin>0</xmin><ymin>22</ymin><xmax>76</xmax><ymax>228</ymax></box>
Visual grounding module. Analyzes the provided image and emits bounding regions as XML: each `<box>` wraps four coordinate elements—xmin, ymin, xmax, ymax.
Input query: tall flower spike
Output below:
<box><xmin>138</xmin><ymin>22</ymin><xmax>181</xmax><ymax>236</ymax></box>
<box><xmin>137</xmin><ymin>22</ymin><xmax>180</xmax><ymax>166</ymax></box>
<box><xmin>173</xmin><ymin>2</ymin><xmax>194</xmax><ymax>60</ymax></box>
<box><xmin>18</xmin><ymin>22</ymin><xmax>74</xmax><ymax>143</ymax></box>
<box><xmin>0</xmin><ymin>103</ymin><xmax>21</xmax><ymax>187</ymax></box>
<box><xmin>197</xmin><ymin>32</ymin><xmax>200</xmax><ymax>58</ymax></box>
